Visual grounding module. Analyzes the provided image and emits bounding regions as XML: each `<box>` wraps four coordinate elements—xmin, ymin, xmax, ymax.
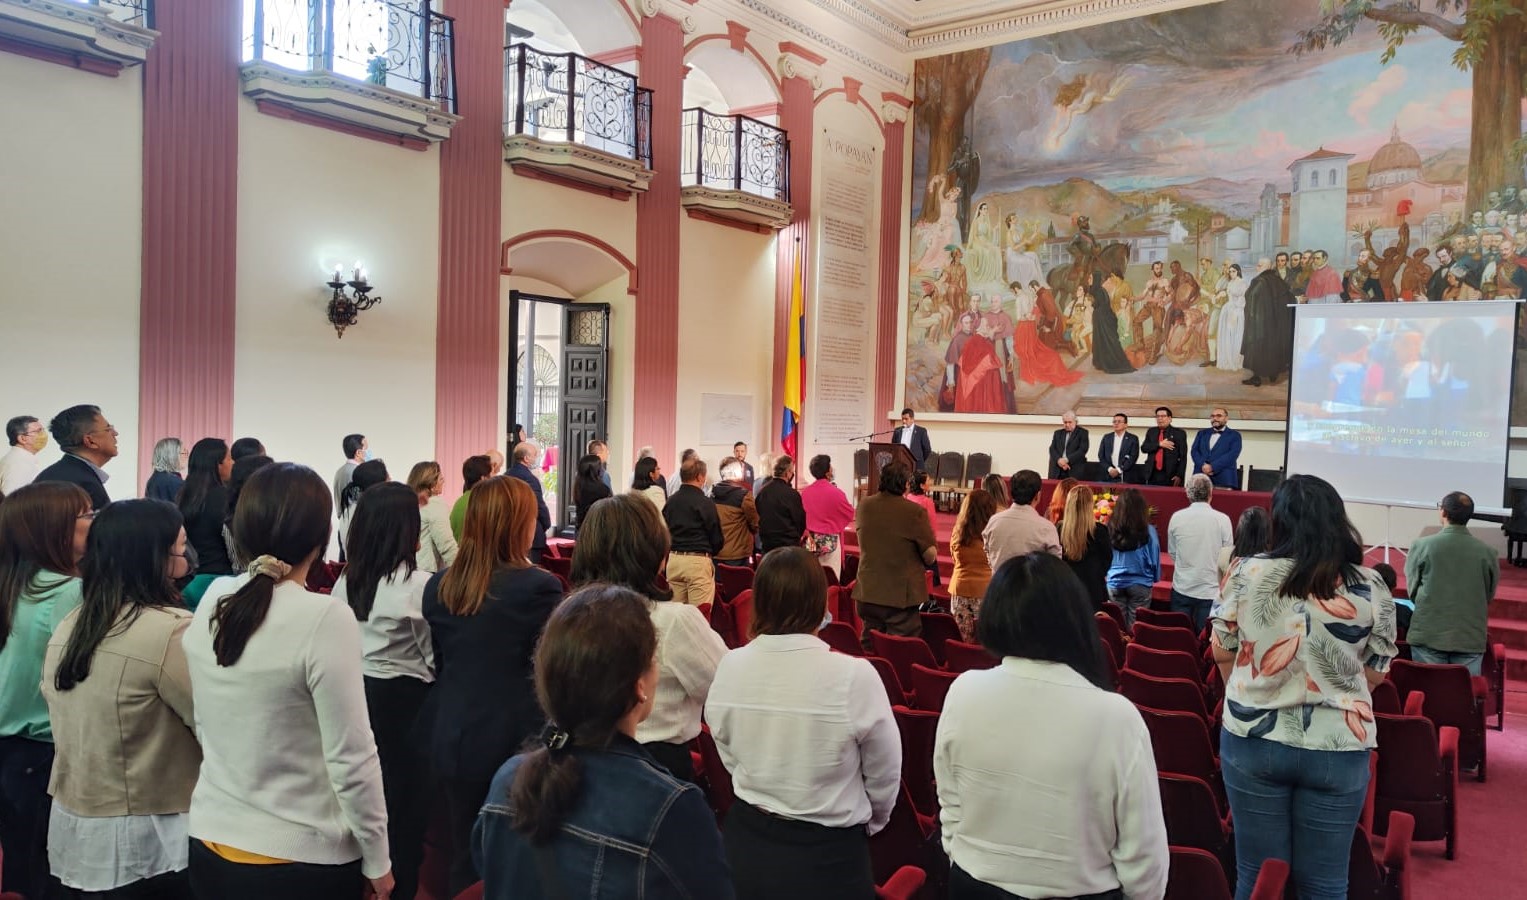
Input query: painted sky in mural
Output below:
<box><xmin>903</xmin><ymin>0</ymin><xmax>1523</xmax><ymax>424</ymax></box>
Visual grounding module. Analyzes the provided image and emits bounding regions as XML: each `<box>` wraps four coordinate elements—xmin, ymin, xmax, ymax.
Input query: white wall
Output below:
<box><xmin>0</xmin><ymin>55</ymin><xmax>143</xmax><ymax>496</ymax></box>
<box><xmin>233</xmin><ymin>102</ymin><xmax>441</xmax><ymax>486</ymax></box>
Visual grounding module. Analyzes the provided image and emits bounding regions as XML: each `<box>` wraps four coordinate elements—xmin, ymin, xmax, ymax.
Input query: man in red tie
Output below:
<box><xmin>1139</xmin><ymin>406</ymin><xmax>1187</xmax><ymax>487</ymax></box>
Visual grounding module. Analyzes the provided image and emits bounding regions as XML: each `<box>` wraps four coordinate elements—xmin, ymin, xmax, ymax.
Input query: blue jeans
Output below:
<box><xmin>1219</xmin><ymin>732</ymin><xmax>1370</xmax><ymax>900</ymax></box>
<box><xmin>1169</xmin><ymin>589</ymin><xmax>1213</xmax><ymax>633</ymax></box>
<box><xmin>1408</xmin><ymin>645</ymin><xmax>1483</xmax><ymax>677</ymax></box>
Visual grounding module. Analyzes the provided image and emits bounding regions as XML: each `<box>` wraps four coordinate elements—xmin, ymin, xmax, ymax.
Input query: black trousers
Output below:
<box><xmin>187</xmin><ymin>840</ymin><xmax>363</xmax><ymax>900</ymax></box>
<box><xmin>641</xmin><ymin>740</ymin><xmax>696</xmax><ymax>784</ymax></box>
<box><xmin>0</xmin><ymin>735</ymin><xmax>53</xmax><ymax>899</ymax></box>
<box><xmin>949</xmin><ymin>864</ymin><xmax>1123</xmax><ymax>900</ymax></box>
<box><xmin>54</xmin><ymin>870</ymin><xmax>194</xmax><ymax>899</ymax></box>
<box><xmin>443</xmin><ymin>774</ymin><xmax>493</xmax><ymax>897</ymax></box>
<box><xmin>364</xmin><ymin>675</ymin><xmax>432</xmax><ymax>900</ymax></box>
<box><xmin>857</xmin><ymin>601</ymin><xmax>921</xmax><ymax>649</ymax></box>
<box><xmin>723</xmin><ymin>799</ymin><xmax>873</xmax><ymax>900</ymax></box>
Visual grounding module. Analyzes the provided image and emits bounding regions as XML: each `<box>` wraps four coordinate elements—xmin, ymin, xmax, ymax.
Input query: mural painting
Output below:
<box><xmin>904</xmin><ymin>0</ymin><xmax>1527</xmax><ymax>423</ymax></box>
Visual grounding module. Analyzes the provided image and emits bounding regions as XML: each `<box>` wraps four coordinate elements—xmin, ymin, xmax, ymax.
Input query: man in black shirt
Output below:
<box><xmin>756</xmin><ymin>455</ymin><xmax>806</xmax><ymax>554</ymax></box>
<box><xmin>662</xmin><ymin>457</ymin><xmax>723</xmax><ymax>606</ymax></box>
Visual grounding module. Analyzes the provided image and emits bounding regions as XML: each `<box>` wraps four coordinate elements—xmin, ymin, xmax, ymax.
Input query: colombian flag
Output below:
<box><xmin>781</xmin><ymin>255</ymin><xmax>804</xmax><ymax>460</ymax></box>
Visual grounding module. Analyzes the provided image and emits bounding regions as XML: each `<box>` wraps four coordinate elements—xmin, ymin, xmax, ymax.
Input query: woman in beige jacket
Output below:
<box><xmin>41</xmin><ymin>499</ymin><xmax>200</xmax><ymax>898</ymax></box>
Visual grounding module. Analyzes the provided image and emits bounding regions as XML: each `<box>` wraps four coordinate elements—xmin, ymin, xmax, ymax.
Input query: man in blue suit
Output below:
<box><xmin>1097</xmin><ymin>412</ymin><xmax>1140</xmax><ymax>484</ymax></box>
<box><xmin>1191</xmin><ymin>407</ymin><xmax>1242</xmax><ymax>490</ymax></box>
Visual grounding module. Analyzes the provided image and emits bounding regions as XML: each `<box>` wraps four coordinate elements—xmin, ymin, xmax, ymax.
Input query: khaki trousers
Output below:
<box><xmin>666</xmin><ymin>553</ymin><xmax>716</xmax><ymax>606</ymax></box>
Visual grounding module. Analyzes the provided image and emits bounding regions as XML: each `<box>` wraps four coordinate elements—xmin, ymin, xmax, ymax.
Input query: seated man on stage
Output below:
<box><xmin>1097</xmin><ymin>412</ymin><xmax>1140</xmax><ymax>484</ymax></box>
<box><xmin>1047</xmin><ymin>410</ymin><xmax>1089</xmax><ymax>480</ymax></box>
<box><xmin>1190</xmin><ymin>407</ymin><xmax>1242</xmax><ymax>490</ymax></box>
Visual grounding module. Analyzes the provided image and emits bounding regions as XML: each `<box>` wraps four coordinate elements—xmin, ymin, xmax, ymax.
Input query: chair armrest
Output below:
<box><xmin>1439</xmin><ymin>725</ymin><xmax>1460</xmax><ymax>774</ymax></box>
<box><xmin>1491</xmin><ymin>643</ymin><xmax>1506</xmax><ymax>669</ymax></box>
<box><xmin>1471</xmin><ymin>676</ymin><xmax>1488</xmax><ymax>700</ymax></box>
<box><xmin>1382</xmin><ymin>811</ymin><xmax>1414</xmax><ymax>870</ymax></box>
<box><xmin>875</xmin><ymin>866</ymin><xmax>928</xmax><ymax>900</ymax></box>
<box><xmin>1404</xmin><ymin>691</ymin><xmax>1426</xmax><ymax>717</ymax></box>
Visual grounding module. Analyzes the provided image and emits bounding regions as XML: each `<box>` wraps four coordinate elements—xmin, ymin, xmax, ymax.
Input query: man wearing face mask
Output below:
<box><xmin>332</xmin><ymin>433</ymin><xmax>367</xmax><ymax>508</ymax></box>
<box><xmin>0</xmin><ymin>416</ymin><xmax>48</xmax><ymax>495</ymax></box>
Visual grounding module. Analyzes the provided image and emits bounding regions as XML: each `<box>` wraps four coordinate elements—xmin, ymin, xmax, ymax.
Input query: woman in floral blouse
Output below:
<box><xmin>1210</xmin><ymin>474</ymin><xmax>1397</xmax><ymax>900</ymax></box>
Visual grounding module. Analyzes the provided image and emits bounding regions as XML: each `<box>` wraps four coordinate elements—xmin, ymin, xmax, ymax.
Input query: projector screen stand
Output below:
<box><xmin>1362</xmin><ymin>502</ymin><xmax>1409</xmax><ymax>568</ymax></box>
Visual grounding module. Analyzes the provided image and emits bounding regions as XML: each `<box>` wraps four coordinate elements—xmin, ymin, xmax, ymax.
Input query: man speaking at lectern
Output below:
<box><xmin>892</xmin><ymin>408</ymin><xmax>933</xmax><ymax>472</ymax></box>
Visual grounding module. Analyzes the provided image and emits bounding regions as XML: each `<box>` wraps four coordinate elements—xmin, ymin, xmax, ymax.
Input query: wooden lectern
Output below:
<box><xmin>866</xmin><ymin>442</ymin><xmax>918</xmax><ymax>496</ymax></box>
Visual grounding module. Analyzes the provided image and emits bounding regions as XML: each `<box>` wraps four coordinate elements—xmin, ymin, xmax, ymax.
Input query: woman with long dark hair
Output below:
<box><xmin>42</xmin><ymin>499</ymin><xmax>199</xmax><ymax>898</ymax></box>
<box><xmin>406</xmin><ymin>461</ymin><xmax>457</xmax><ymax>573</ymax></box>
<box><xmin>631</xmin><ymin>457</ymin><xmax>665</xmax><ymax>511</ymax></box>
<box><xmin>472</xmin><ymin>585</ymin><xmax>732</xmax><ymax>898</ymax></box>
<box><xmin>333</xmin><ymin>482</ymin><xmax>434</xmax><ymax>900</ymax></box>
<box><xmin>338</xmin><ymin>459</ymin><xmax>389</xmax><ymax>555</ymax></box>
<box><xmin>571</xmin><ymin>494</ymin><xmax>726</xmax><ymax>782</ymax></box>
<box><xmin>949</xmin><ymin>489</ymin><xmax>998</xmax><ymax>642</ymax></box>
<box><xmin>222</xmin><ymin>454</ymin><xmax>273</xmax><ymax>571</ymax></box>
<box><xmin>1105</xmin><ymin>488</ymin><xmax>1159</xmax><ymax>628</ymax></box>
<box><xmin>183</xmin><ymin>463</ymin><xmax>391</xmax><ymax>900</ymax></box>
<box><xmin>1211</xmin><ymin>475</ymin><xmax>1396</xmax><ymax>899</ymax></box>
<box><xmin>0</xmin><ymin>481</ymin><xmax>91</xmax><ymax>897</ymax></box>
<box><xmin>937</xmin><ymin>553</ymin><xmax>1167</xmax><ymax>900</ymax></box>
<box><xmin>1219</xmin><ymin>506</ymin><xmax>1271</xmax><ymax>578</ymax></box>
<box><xmin>423</xmin><ymin>476</ymin><xmax>563</xmax><ymax>895</ymax></box>
<box><xmin>706</xmin><ymin>547</ymin><xmax>900</xmax><ymax>900</ymax></box>
<box><xmin>572</xmin><ymin>453</ymin><xmax>612</xmax><ymax>528</ymax></box>
<box><xmin>1059</xmin><ymin>485</ymin><xmax>1112</xmax><ymax>610</ymax></box>
<box><xmin>177</xmin><ymin>438</ymin><xmax>234</xmax><ymax>578</ymax></box>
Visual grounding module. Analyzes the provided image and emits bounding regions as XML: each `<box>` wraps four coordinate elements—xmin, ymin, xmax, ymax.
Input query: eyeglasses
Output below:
<box><xmin>76</xmin><ymin>511</ymin><xmax>97</xmax><ymax>521</ymax></box>
<box><xmin>89</xmin><ymin>425</ymin><xmax>118</xmax><ymax>436</ymax></box>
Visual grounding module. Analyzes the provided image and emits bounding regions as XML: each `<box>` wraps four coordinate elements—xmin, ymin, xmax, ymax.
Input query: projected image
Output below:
<box><xmin>1290</xmin><ymin>313</ymin><xmax>1514</xmax><ymax>464</ymax></box>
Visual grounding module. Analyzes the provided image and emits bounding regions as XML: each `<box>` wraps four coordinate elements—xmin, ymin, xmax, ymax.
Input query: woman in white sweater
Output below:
<box><xmin>406</xmin><ymin>461</ymin><xmax>458</xmax><ymax>572</ymax></box>
<box><xmin>934</xmin><ymin>553</ymin><xmax>1168</xmax><ymax>900</ymax></box>
<box><xmin>569</xmin><ymin>493</ymin><xmax>727</xmax><ymax>782</ymax></box>
<box><xmin>182</xmin><ymin>463</ymin><xmax>392</xmax><ymax>900</ymax></box>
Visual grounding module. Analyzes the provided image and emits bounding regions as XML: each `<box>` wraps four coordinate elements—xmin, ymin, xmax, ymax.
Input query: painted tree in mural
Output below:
<box><xmin>913</xmin><ymin>47</ymin><xmax>992</xmax><ymax>224</ymax></box>
<box><xmin>1294</xmin><ymin>0</ymin><xmax>1524</xmax><ymax>212</ymax></box>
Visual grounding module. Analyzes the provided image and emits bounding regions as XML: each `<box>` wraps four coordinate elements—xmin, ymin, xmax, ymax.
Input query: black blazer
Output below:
<box><xmin>183</xmin><ymin>484</ymin><xmax>234</xmax><ymax>576</ymax></box>
<box><xmin>755</xmin><ymin>478</ymin><xmax>806</xmax><ymax>553</ymax></box>
<box><xmin>1047</xmin><ymin>427</ymin><xmax>1090</xmax><ymax>480</ymax></box>
<box><xmin>1140</xmin><ymin>425</ymin><xmax>1189</xmax><ymax>485</ymax></box>
<box><xmin>422</xmin><ymin>565</ymin><xmax>564</xmax><ymax>784</ymax></box>
<box><xmin>1063</xmin><ymin>522</ymin><xmax>1113</xmax><ymax>610</ymax></box>
<box><xmin>889</xmin><ymin>425</ymin><xmax>933</xmax><ymax>471</ymax></box>
<box><xmin>507</xmin><ymin>462</ymin><xmax>551</xmax><ymax>551</ymax></box>
<box><xmin>34</xmin><ymin>454</ymin><xmax>110</xmax><ymax>510</ymax></box>
<box><xmin>1096</xmin><ymin>432</ymin><xmax>1140</xmax><ymax>483</ymax></box>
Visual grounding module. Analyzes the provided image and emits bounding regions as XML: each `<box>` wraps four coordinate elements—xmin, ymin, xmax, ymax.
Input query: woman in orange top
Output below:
<box><xmin>948</xmin><ymin>490</ymin><xmax>999</xmax><ymax>643</ymax></box>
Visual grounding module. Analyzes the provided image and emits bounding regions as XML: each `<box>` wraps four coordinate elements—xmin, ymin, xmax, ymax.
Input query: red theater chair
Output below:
<box><xmin>910</xmin><ymin>663</ymin><xmax>959</xmax><ymax>713</ymax></box>
<box><xmin>1121</xmin><ymin>669</ymin><xmax>1210</xmax><ymax>723</ymax></box>
<box><xmin>818</xmin><ymin>621</ymin><xmax>864</xmax><ymax>657</ymax></box>
<box><xmin>876</xmin><ymin>866</ymin><xmax>927</xmax><ymax>900</ymax></box>
<box><xmin>1133</xmin><ymin>622</ymin><xmax>1201</xmax><ymax>658</ymax></box>
<box><xmin>1136</xmin><ymin>607</ymin><xmax>1195</xmax><ymax>632</ymax></box>
<box><xmin>1387</xmin><ymin>658</ymin><xmax>1487</xmax><ymax>781</ymax></box>
<box><xmin>918</xmin><ymin>612</ymin><xmax>963</xmax><ymax>665</ymax></box>
<box><xmin>866</xmin><ymin>656</ymin><xmax>910</xmax><ymax>707</ymax></box>
<box><xmin>1140</xmin><ymin>706</ymin><xmax>1226</xmax><ymax>814</ymax></box>
<box><xmin>1125</xmin><ymin>643</ymin><xmax>1203</xmax><ymax>685</ymax></box>
<box><xmin>1158</xmin><ymin>773</ymin><xmax>1233</xmax><ymax>871</ymax></box>
<box><xmin>1095</xmin><ymin>611</ymin><xmax>1127</xmax><ymax>666</ymax></box>
<box><xmin>871</xmin><ymin>632</ymin><xmax>941</xmax><ymax>692</ymax></box>
<box><xmin>1373</xmin><ymin>693</ymin><xmax>1459</xmax><ymax>860</ymax></box>
<box><xmin>943</xmin><ymin>639</ymin><xmax>1000</xmax><ymax>673</ymax></box>
<box><xmin>892</xmin><ymin>705</ymin><xmax>940</xmax><ymax>816</ymax></box>
<box><xmin>714</xmin><ymin>563</ymin><xmax>754</xmax><ymax>602</ymax></box>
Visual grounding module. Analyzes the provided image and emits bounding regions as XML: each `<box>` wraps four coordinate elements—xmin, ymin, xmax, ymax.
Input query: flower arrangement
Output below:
<box><xmin>1093</xmin><ymin>491</ymin><xmax>1117</xmax><ymax>524</ymax></box>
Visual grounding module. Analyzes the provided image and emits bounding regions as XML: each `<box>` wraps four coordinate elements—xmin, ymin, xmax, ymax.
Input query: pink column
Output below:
<box><xmin>137</xmin><ymin>0</ymin><xmax>240</xmax><ymax>490</ymax></box>
<box><xmin>874</xmin><ymin>99</ymin><xmax>910</xmax><ymax>424</ymax></box>
<box><xmin>633</xmin><ymin>15</ymin><xmax>684</xmax><ymax>470</ymax></box>
<box><xmin>772</xmin><ymin>74</ymin><xmax>814</xmax><ymax>452</ymax></box>
<box><xmin>434</xmin><ymin>0</ymin><xmax>504</xmax><ymax>494</ymax></box>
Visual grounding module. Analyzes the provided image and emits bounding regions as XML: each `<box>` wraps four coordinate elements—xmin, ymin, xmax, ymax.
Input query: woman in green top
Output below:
<box><xmin>0</xmin><ymin>480</ymin><xmax>92</xmax><ymax>897</ymax></box>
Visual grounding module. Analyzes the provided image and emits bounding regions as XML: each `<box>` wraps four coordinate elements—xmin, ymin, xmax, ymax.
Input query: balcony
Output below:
<box><xmin>239</xmin><ymin>0</ymin><xmax>458</xmax><ymax>148</ymax></box>
<box><xmin>0</xmin><ymin>0</ymin><xmax>157</xmax><ymax>73</ymax></box>
<box><xmin>680</xmin><ymin>107</ymin><xmax>791</xmax><ymax>231</ymax></box>
<box><xmin>504</xmin><ymin>43</ymin><xmax>653</xmax><ymax>198</ymax></box>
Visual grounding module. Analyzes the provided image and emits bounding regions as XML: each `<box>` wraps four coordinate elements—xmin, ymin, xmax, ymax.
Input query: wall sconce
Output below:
<box><xmin>326</xmin><ymin>262</ymin><xmax>382</xmax><ymax>338</ymax></box>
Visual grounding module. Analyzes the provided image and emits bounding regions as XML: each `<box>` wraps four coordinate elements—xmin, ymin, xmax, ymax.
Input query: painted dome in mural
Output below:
<box><xmin>1368</xmin><ymin>124</ymin><xmax>1422</xmax><ymax>178</ymax></box>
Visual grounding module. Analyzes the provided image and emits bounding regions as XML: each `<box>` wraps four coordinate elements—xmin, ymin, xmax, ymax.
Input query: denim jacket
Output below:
<box><xmin>472</xmin><ymin>734</ymin><xmax>735</xmax><ymax>900</ymax></box>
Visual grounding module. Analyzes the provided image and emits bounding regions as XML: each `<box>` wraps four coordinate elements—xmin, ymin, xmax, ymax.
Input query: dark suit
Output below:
<box><xmin>1140</xmin><ymin>425</ymin><xmax>1189</xmax><ymax>486</ymax></box>
<box><xmin>1190</xmin><ymin>427</ymin><xmax>1243</xmax><ymax>489</ymax></box>
<box><xmin>1047</xmin><ymin>426</ymin><xmax>1090</xmax><ymax>480</ymax></box>
<box><xmin>890</xmin><ymin>424</ymin><xmax>932</xmax><ymax>471</ymax></box>
<box><xmin>34</xmin><ymin>453</ymin><xmax>110</xmax><ymax>510</ymax></box>
<box><xmin>1097</xmin><ymin>431</ymin><xmax>1140</xmax><ymax>483</ymax></box>
<box><xmin>506</xmin><ymin>462</ymin><xmax>551</xmax><ymax>559</ymax></box>
<box><xmin>852</xmin><ymin>491</ymin><xmax>937</xmax><ymax>643</ymax></box>
<box><xmin>756</xmin><ymin>478</ymin><xmax>806</xmax><ymax>553</ymax></box>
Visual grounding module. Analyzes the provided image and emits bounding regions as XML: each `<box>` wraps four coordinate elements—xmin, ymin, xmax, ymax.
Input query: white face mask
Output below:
<box><xmin>363</xmin><ymin>448</ymin><xmax>376</xmax><ymax>462</ymax></box>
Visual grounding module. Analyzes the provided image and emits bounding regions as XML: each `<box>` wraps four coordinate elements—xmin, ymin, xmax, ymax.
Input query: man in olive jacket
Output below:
<box><xmin>1405</xmin><ymin>491</ymin><xmax>1499</xmax><ymax>676</ymax></box>
<box><xmin>713</xmin><ymin>459</ymin><xmax>758</xmax><ymax>567</ymax></box>
<box><xmin>852</xmin><ymin>461</ymin><xmax>938</xmax><ymax>648</ymax></box>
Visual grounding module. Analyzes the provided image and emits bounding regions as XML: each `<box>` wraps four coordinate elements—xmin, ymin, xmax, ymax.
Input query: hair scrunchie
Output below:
<box><xmin>247</xmin><ymin>554</ymin><xmax>292</xmax><ymax>581</ymax></box>
<box><xmin>541</xmin><ymin>722</ymin><xmax>571</xmax><ymax>753</ymax></box>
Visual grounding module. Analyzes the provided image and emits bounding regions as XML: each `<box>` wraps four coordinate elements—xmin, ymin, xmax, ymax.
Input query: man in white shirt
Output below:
<box><xmin>1166</xmin><ymin>474</ymin><xmax>1233</xmax><ymax>631</ymax></box>
<box><xmin>332</xmin><ymin>433</ymin><xmax>367</xmax><ymax>508</ymax></box>
<box><xmin>983</xmin><ymin>470</ymin><xmax>1061</xmax><ymax>570</ymax></box>
<box><xmin>0</xmin><ymin>416</ymin><xmax>47</xmax><ymax>495</ymax></box>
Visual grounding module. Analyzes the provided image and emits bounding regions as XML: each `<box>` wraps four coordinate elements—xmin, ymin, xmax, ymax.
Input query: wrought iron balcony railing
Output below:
<box><xmin>680</xmin><ymin>108</ymin><xmax>789</xmax><ymax>203</ymax></box>
<box><xmin>505</xmin><ymin>43</ymin><xmax>653</xmax><ymax>168</ymax></box>
<box><xmin>243</xmin><ymin>0</ymin><xmax>457</xmax><ymax>111</ymax></box>
<box><xmin>72</xmin><ymin>0</ymin><xmax>153</xmax><ymax>28</ymax></box>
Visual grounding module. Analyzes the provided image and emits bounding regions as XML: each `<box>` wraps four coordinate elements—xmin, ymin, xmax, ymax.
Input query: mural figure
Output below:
<box><xmin>904</xmin><ymin>0</ymin><xmax>1527</xmax><ymax>421</ymax></box>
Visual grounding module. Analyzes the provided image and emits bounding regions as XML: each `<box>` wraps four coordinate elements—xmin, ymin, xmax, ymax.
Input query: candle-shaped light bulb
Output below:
<box><xmin>353</xmin><ymin>261</ymin><xmax>363</xmax><ymax>282</ymax></box>
<box><xmin>333</xmin><ymin>264</ymin><xmax>343</xmax><ymax>282</ymax></box>
<box><xmin>359</xmin><ymin>267</ymin><xmax>368</xmax><ymax>284</ymax></box>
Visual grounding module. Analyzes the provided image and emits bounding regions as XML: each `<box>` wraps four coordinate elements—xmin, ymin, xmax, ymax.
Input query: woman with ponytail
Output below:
<box><xmin>182</xmin><ymin>463</ymin><xmax>392</xmax><ymax>900</ymax></box>
<box><xmin>422</xmin><ymin>475</ymin><xmax>563</xmax><ymax>895</ymax></box>
<box><xmin>41</xmin><ymin>499</ymin><xmax>199</xmax><ymax>898</ymax></box>
<box><xmin>471</xmin><ymin>584</ymin><xmax>732</xmax><ymax>899</ymax></box>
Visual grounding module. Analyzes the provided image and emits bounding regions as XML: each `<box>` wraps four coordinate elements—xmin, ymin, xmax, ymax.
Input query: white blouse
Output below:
<box><xmin>705</xmin><ymin>633</ymin><xmax>900</xmax><ymax>833</ymax></box>
<box><xmin>331</xmin><ymin>564</ymin><xmax>436</xmax><ymax>683</ymax></box>
<box><xmin>935</xmin><ymin>657</ymin><xmax>1168</xmax><ymax>900</ymax></box>
<box><xmin>635</xmin><ymin>600</ymin><xmax>727</xmax><ymax>746</ymax></box>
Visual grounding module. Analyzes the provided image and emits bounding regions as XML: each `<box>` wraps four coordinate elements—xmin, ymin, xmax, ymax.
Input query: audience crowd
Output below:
<box><xmin>0</xmin><ymin>404</ymin><xmax>1495</xmax><ymax>900</ymax></box>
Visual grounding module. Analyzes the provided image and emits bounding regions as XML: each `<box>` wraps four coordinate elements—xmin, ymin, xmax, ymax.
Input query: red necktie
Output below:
<box><xmin>1155</xmin><ymin>429</ymin><xmax>1165</xmax><ymax>470</ymax></box>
